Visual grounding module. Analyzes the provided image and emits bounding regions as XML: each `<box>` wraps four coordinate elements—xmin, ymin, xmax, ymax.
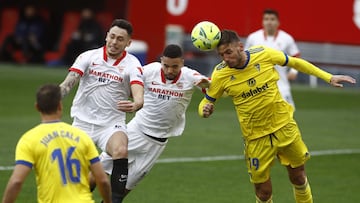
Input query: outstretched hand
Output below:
<box><xmin>330</xmin><ymin>75</ymin><xmax>356</xmax><ymax>87</ymax></box>
<box><xmin>194</xmin><ymin>78</ymin><xmax>210</xmax><ymax>88</ymax></box>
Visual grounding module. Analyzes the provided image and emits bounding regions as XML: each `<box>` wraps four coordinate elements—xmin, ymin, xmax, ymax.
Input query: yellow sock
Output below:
<box><xmin>255</xmin><ymin>195</ymin><xmax>273</xmax><ymax>203</ymax></box>
<box><xmin>293</xmin><ymin>178</ymin><xmax>313</xmax><ymax>203</ymax></box>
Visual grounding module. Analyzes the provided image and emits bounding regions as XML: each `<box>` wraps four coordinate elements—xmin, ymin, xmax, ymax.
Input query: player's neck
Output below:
<box><xmin>107</xmin><ymin>51</ymin><xmax>124</xmax><ymax>60</ymax></box>
<box><xmin>40</xmin><ymin>114</ymin><xmax>61</xmax><ymax>123</ymax></box>
<box><xmin>265</xmin><ymin>29</ymin><xmax>277</xmax><ymax>36</ymax></box>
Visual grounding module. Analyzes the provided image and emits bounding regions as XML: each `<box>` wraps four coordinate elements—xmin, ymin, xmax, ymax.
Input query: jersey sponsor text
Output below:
<box><xmin>241</xmin><ymin>83</ymin><xmax>269</xmax><ymax>99</ymax></box>
<box><xmin>89</xmin><ymin>68</ymin><xmax>123</xmax><ymax>82</ymax></box>
<box><xmin>149</xmin><ymin>87</ymin><xmax>184</xmax><ymax>100</ymax></box>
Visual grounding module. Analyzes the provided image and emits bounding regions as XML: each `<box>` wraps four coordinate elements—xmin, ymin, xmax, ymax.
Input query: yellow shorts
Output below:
<box><xmin>244</xmin><ymin>119</ymin><xmax>310</xmax><ymax>184</ymax></box>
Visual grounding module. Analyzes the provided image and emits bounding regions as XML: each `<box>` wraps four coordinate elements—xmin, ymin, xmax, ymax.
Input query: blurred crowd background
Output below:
<box><xmin>0</xmin><ymin>0</ymin><xmax>128</xmax><ymax>66</ymax></box>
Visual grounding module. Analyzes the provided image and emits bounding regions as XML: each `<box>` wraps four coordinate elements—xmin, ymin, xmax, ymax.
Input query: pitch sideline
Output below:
<box><xmin>1</xmin><ymin>148</ymin><xmax>359</xmax><ymax>171</ymax></box>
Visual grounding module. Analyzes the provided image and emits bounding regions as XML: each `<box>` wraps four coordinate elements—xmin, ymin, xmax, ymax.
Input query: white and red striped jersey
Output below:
<box><xmin>130</xmin><ymin>62</ymin><xmax>208</xmax><ymax>138</ymax></box>
<box><xmin>69</xmin><ymin>46</ymin><xmax>143</xmax><ymax>125</ymax></box>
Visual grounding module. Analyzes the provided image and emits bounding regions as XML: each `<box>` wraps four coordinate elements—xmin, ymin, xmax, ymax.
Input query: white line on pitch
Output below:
<box><xmin>156</xmin><ymin>148</ymin><xmax>360</xmax><ymax>163</ymax></box>
<box><xmin>0</xmin><ymin>149</ymin><xmax>359</xmax><ymax>171</ymax></box>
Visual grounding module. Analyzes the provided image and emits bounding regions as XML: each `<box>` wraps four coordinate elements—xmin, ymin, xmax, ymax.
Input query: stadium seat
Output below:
<box><xmin>0</xmin><ymin>7</ymin><xmax>51</xmax><ymax>64</ymax></box>
<box><xmin>44</xmin><ymin>11</ymin><xmax>81</xmax><ymax>63</ymax></box>
<box><xmin>0</xmin><ymin>8</ymin><xmax>19</xmax><ymax>45</ymax></box>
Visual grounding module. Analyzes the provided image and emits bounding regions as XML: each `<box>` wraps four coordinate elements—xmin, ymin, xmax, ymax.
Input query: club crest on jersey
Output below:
<box><xmin>230</xmin><ymin>75</ymin><xmax>236</xmax><ymax>81</ymax></box>
<box><xmin>117</xmin><ymin>66</ymin><xmax>125</xmax><ymax>73</ymax></box>
<box><xmin>254</xmin><ymin>64</ymin><xmax>260</xmax><ymax>71</ymax></box>
<box><xmin>176</xmin><ymin>82</ymin><xmax>183</xmax><ymax>89</ymax></box>
<box><xmin>248</xmin><ymin>78</ymin><xmax>256</xmax><ymax>87</ymax></box>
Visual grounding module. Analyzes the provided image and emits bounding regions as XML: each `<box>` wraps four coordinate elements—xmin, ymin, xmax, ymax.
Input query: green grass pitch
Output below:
<box><xmin>0</xmin><ymin>64</ymin><xmax>359</xmax><ymax>202</ymax></box>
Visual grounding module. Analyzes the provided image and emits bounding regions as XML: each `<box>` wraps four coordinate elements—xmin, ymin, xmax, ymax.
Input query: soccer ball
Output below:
<box><xmin>191</xmin><ymin>21</ymin><xmax>221</xmax><ymax>51</ymax></box>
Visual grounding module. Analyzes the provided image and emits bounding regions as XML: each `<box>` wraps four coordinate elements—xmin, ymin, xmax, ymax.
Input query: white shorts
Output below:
<box><xmin>100</xmin><ymin>120</ymin><xmax>167</xmax><ymax>190</ymax></box>
<box><xmin>72</xmin><ymin>117</ymin><xmax>127</xmax><ymax>151</ymax></box>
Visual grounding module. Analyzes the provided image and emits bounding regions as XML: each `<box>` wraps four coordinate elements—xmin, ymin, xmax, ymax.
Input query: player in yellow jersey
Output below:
<box><xmin>198</xmin><ymin>30</ymin><xmax>356</xmax><ymax>203</ymax></box>
<box><xmin>2</xmin><ymin>84</ymin><xmax>111</xmax><ymax>203</ymax></box>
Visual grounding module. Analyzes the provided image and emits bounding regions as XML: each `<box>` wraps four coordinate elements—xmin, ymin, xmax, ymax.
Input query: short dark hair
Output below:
<box><xmin>217</xmin><ymin>30</ymin><xmax>241</xmax><ymax>48</ymax></box>
<box><xmin>263</xmin><ymin>8</ymin><xmax>279</xmax><ymax>19</ymax></box>
<box><xmin>36</xmin><ymin>84</ymin><xmax>61</xmax><ymax>114</ymax></box>
<box><xmin>162</xmin><ymin>44</ymin><xmax>183</xmax><ymax>58</ymax></box>
<box><xmin>111</xmin><ymin>19</ymin><xmax>133</xmax><ymax>36</ymax></box>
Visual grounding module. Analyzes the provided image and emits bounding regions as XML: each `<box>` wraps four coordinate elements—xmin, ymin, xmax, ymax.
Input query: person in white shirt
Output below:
<box><xmin>98</xmin><ymin>44</ymin><xmax>210</xmax><ymax>200</ymax></box>
<box><xmin>59</xmin><ymin>19</ymin><xmax>144</xmax><ymax>203</ymax></box>
<box><xmin>245</xmin><ymin>8</ymin><xmax>300</xmax><ymax>108</ymax></box>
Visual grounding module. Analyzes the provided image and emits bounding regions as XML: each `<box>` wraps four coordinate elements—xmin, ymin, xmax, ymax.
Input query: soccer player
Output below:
<box><xmin>59</xmin><ymin>19</ymin><xmax>144</xmax><ymax>203</ymax></box>
<box><xmin>98</xmin><ymin>44</ymin><xmax>210</xmax><ymax>200</ymax></box>
<box><xmin>245</xmin><ymin>8</ymin><xmax>300</xmax><ymax>107</ymax></box>
<box><xmin>198</xmin><ymin>30</ymin><xmax>356</xmax><ymax>203</ymax></box>
<box><xmin>2</xmin><ymin>84</ymin><xmax>111</xmax><ymax>203</ymax></box>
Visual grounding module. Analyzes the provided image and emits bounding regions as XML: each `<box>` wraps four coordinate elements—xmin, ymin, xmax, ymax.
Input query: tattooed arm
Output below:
<box><xmin>59</xmin><ymin>71</ymin><xmax>81</xmax><ymax>98</ymax></box>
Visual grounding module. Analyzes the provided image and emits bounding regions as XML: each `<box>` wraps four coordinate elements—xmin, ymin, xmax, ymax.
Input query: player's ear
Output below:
<box><xmin>58</xmin><ymin>102</ymin><xmax>63</xmax><ymax>112</ymax></box>
<box><xmin>35</xmin><ymin>102</ymin><xmax>40</xmax><ymax>112</ymax></box>
<box><xmin>238</xmin><ymin>41</ymin><xmax>244</xmax><ymax>50</ymax></box>
<box><xmin>126</xmin><ymin>39</ymin><xmax>132</xmax><ymax>48</ymax></box>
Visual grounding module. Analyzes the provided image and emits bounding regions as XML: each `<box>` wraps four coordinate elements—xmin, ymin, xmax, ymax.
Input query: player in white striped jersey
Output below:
<box><xmin>59</xmin><ymin>19</ymin><xmax>144</xmax><ymax>203</ymax></box>
<box><xmin>245</xmin><ymin>8</ymin><xmax>300</xmax><ymax>108</ymax></box>
<box><xmin>99</xmin><ymin>44</ymin><xmax>210</xmax><ymax>200</ymax></box>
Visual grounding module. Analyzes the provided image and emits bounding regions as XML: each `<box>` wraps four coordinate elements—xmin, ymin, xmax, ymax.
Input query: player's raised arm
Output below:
<box><xmin>286</xmin><ymin>56</ymin><xmax>357</xmax><ymax>87</ymax></box>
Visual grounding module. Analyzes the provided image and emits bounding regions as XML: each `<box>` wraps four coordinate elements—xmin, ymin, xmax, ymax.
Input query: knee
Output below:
<box><xmin>290</xmin><ymin>174</ymin><xmax>307</xmax><ymax>185</ymax></box>
<box><xmin>106</xmin><ymin>133</ymin><xmax>128</xmax><ymax>158</ymax></box>
<box><xmin>109</xmin><ymin>143</ymin><xmax>127</xmax><ymax>158</ymax></box>
<box><xmin>255</xmin><ymin>183</ymin><xmax>272</xmax><ymax>201</ymax></box>
<box><xmin>288</xmin><ymin>165</ymin><xmax>307</xmax><ymax>185</ymax></box>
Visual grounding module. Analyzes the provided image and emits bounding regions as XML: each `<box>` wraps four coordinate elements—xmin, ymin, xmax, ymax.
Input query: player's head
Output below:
<box><xmin>106</xmin><ymin>19</ymin><xmax>133</xmax><ymax>59</ymax></box>
<box><xmin>217</xmin><ymin>30</ymin><xmax>245</xmax><ymax>68</ymax></box>
<box><xmin>262</xmin><ymin>8</ymin><xmax>280</xmax><ymax>35</ymax></box>
<box><xmin>160</xmin><ymin>44</ymin><xmax>184</xmax><ymax>80</ymax></box>
<box><xmin>36</xmin><ymin>84</ymin><xmax>62</xmax><ymax>116</ymax></box>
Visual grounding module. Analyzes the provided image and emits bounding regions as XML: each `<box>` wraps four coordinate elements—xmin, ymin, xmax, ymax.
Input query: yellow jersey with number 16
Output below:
<box><xmin>15</xmin><ymin>121</ymin><xmax>99</xmax><ymax>203</ymax></box>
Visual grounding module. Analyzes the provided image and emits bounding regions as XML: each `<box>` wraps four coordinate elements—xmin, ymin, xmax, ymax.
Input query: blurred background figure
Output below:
<box><xmin>0</xmin><ymin>4</ymin><xmax>47</xmax><ymax>63</ymax></box>
<box><xmin>245</xmin><ymin>8</ymin><xmax>300</xmax><ymax>108</ymax></box>
<box><xmin>61</xmin><ymin>8</ymin><xmax>104</xmax><ymax>66</ymax></box>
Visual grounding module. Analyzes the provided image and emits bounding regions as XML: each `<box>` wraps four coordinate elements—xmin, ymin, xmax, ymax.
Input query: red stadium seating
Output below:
<box><xmin>45</xmin><ymin>11</ymin><xmax>113</xmax><ymax>64</ymax></box>
<box><xmin>0</xmin><ymin>9</ymin><xmax>114</xmax><ymax>64</ymax></box>
<box><xmin>44</xmin><ymin>11</ymin><xmax>81</xmax><ymax>63</ymax></box>
<box><xmin>0</xmin><ymin>8</ymin><xmax>19</xmax><ymax>46</ymax></box>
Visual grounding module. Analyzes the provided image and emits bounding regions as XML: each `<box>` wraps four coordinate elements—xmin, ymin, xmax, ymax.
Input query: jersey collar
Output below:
<box><xmin>160</xmin><ymin>69</ymin><xmax>182</xmax><ymax>83</ymax></box>
<box><xmin>237</xmin><ymin>50</ymin><xmax>250</xmax><ymax>69</ymax></box>
<box><xmin>263</xmin><ymin>29</ymin><xmax>279</xmax><ymax>41</ymax></box>
<box><xmin>103</xmin><ymin>46</ymin><xmax>127</xmax><ymax>66</ymax></box>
